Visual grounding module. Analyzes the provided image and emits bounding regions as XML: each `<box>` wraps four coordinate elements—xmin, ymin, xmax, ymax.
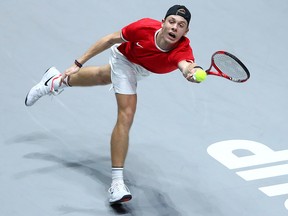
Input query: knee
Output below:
<box><xmin>98</xmin><ymin>65</ymin><xmax>111</xmax><ymax>85</ymax></box>
<box><xmin>81</xmin><ymin>65</ymin><xmax>111</xmax><ymax>85</ymax></box>
<box><xmin>99</xmin><ymin>74</ymin><xmax>112</xmax><ymax>85</ymax></box>
<box><xmin>118</xmin><ymin>109</ymin><xmax>135</xmax><ymax>129</ymax></box>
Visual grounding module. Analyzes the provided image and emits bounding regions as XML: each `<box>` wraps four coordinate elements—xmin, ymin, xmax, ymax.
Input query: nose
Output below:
<box><xmin>171</xmin><ymin>23</ymin><xmax>178</xmax><ymax>32</ymax></box>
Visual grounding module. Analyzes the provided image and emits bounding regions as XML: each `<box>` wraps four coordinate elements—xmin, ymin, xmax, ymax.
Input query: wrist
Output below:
<box><xmin>74</xmin><ymin>59</ymin><xmax>83</xmax><ymax>68</ymax></box>
<box><xmin>193</xmin><ymin>65</ymin><xmax>203</xmax><ymax>70</ymax></box>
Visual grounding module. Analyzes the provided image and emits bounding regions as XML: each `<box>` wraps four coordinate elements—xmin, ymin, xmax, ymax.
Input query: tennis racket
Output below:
<box><xmin>205</xmin><ymin>51</ymin><xmax>250</xmax><ymax>83</ymax></box>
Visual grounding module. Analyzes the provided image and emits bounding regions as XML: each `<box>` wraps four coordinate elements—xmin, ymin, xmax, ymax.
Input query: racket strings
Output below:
<box><xmin>213</xmin><ymin>53</ymin><xmax>249</xmax><ymax>80</ymax></box>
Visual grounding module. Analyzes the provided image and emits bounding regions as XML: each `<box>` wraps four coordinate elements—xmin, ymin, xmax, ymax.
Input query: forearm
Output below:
<box><xmin>77</xmin><ymin>31</ymin><xmax>123</xmax><ymax>65</ymax></box>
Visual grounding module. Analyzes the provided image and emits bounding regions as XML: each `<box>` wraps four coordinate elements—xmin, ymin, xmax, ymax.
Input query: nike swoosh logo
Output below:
<box><xmin>44</xmin><ymin>76</ymin><xmax>54</xmax><ymax>86</ymax></box>
<box><xmin>136</xmin><ymin>42</ymin><xmax>143</xmax><ymax>48</ymax></box>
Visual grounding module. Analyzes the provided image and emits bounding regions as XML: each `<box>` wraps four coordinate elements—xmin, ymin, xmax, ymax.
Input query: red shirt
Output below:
<box><xmin>117</xmin><ymin>18</ymin><xmax>194</xmax><ymax>74</ymax></box>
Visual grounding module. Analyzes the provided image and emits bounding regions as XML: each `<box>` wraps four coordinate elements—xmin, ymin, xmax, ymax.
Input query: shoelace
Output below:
<box><xmin>50</xmin><ymin>89</ymin><xmax>64</xmax><ymax>96</ymax></box>
<box><xmin>108</xmin><ymin>182</ymin><xmax>130</xmax><ymax>194</ymax></box>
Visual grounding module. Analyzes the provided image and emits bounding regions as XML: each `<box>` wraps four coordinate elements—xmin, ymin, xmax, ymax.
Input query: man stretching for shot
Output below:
<box><xmin>25</xmin><ymin>5</ymin><xmax>203</xmax><ymax>204</ymax></box>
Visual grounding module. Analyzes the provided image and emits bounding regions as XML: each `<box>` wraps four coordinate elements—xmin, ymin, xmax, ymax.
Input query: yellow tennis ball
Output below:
<box><xmin>193</xmin><ymin>69</ymin><xmax>207</xmax><ymax>82</ymax></box>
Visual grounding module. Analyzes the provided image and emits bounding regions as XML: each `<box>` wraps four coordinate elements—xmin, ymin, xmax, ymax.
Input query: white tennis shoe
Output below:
<box><xmin>108</xmin><ymin>181</ymin><xmax>132</xmax><ymax>204</ymax></box>
<box><xmin>25</xmin><ymin>67</ymin><xmax>62</xmax><ymax>106</ymax></box>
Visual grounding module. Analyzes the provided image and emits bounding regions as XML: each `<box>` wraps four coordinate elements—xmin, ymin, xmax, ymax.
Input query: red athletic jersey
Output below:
<box><xmin>117</xmin><ymin>18</ymin><xmax>194</xmax><ymax>74</ymax></box>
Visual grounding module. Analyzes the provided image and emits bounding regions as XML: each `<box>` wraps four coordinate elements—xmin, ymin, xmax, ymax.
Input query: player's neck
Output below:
<box><xmin>155</xmin><ymin>29</ymin><xmax>176</xmax><ymax>51</ymax></box>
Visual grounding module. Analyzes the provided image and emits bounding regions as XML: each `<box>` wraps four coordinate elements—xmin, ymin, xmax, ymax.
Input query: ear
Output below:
<box><xmin>184</xmin><ymin>28</ymin><xmax>189</xmax><ymax>36</ymax></box>
<box><xmin>161</xmin><ymin>19</ymin><xmax>165</xmax><ymax>27</ymax></box>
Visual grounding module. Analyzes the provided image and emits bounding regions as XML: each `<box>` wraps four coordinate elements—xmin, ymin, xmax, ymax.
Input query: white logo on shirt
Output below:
<box><xmin>136</xmin><ymin>42</ymin><xmax>143</xmax><ymax>48</ymax></box>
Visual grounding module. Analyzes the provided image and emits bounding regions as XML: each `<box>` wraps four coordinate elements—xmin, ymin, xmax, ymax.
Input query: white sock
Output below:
<box><xmin>112</xmin><ymin>167</ymin><xmax>124</xmax><ymax>184</ymax></box>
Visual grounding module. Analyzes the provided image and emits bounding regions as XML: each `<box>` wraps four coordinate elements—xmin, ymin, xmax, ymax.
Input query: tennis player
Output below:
<box><xmin>25</xmin><ymin>5</ymin><xmax>203</xmax><ymax>204</ymax></box>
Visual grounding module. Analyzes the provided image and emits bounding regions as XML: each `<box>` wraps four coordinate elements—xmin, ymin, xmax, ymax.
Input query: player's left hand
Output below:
<box><xmin>60</xmin><ymin>65</ymin><xmax>80</xmax><ymax>86</ymax></box>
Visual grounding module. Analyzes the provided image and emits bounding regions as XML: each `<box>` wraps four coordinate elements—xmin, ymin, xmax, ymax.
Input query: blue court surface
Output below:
<box><xmin>1</xmin><ymin>0</ymin><xmax>288</xmax><ymax>215</ymax></box>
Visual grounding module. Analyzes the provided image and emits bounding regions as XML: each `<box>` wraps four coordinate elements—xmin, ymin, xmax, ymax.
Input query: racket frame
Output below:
<box><xmin>206</xmin><ymin>51</ymin><xmax>250</xmax><ymax>83</ymax></box>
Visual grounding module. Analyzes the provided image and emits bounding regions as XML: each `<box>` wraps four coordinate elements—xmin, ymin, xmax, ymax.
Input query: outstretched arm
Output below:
<box><xmin>76</xmin><ymin>31</ymin><xmax>124</xmax><ymax>66</ymax></box>
<box><xmin>62</xmin><ymin>31</ymin><xmax>124</xmax><ymax>80</ymax></box>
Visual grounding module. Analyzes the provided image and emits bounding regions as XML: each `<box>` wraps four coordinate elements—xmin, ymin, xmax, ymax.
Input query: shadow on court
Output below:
<box><xmin>14</xmin><ymin>150</ymin><xmax>182</xmax><ymax>216</ymax></box>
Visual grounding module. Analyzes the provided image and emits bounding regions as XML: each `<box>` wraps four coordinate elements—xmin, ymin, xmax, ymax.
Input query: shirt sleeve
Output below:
<box><xmin>121</xmin><ymin>18</ymin><xmax>153</xmax><ymax>42</ymax></box>
<box><xmin>121</xmin><ymin>20</ymin><xmax>141</xmax><ymax>42</ymax></box>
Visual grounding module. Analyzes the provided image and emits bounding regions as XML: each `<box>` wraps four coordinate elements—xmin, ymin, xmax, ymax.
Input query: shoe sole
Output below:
<box><xmin>109</xmin><ymin>194</ymin><xmax>132</xmax><ymax>205</ymax></box>
<box><xmin>24</xmin><ymin>93</ymin><xmax>30</xmax><ymax>106</ymax></box>
<box><xmin>25</xmin><ymin>86</ymin><xmax>38</xmax><ymax>106</ymax></box>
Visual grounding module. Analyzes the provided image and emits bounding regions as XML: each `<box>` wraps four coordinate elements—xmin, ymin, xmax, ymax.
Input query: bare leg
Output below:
<box><xmin>68</xmin><ymin>64</ymin><xmax>136</xmax><ymax>167</ymax></box>
<box><xmin>68</xmin><ymin>64</ymin><xmax>111</xmax><ymax>86</ymax></box>
<box><xmin>111</xmin><ymin>93</ymin><xmax>137</xmax><ymax>167</ymax></box>
<box><xmin>109</xmin><ymin>94</ymin><xmax>135</xmax><ymax>203</ymax></box>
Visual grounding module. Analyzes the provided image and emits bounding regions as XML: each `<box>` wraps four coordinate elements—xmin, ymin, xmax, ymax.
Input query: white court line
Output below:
<box><xmin>259</xmin><ymin>183</ymin><xmax>288</xmax><ymax>197</ymax></box>
<box><xmin>236</xmin><ymin>163</ymin><xmax>288</xmax><ymax>181</ymax></box>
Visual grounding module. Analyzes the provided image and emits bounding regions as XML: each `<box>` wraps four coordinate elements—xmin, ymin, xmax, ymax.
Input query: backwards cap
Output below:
<box><xmin>165</xmin><ymin>5</ymin><xmax>191</xmax><ymax>25</ymax></box>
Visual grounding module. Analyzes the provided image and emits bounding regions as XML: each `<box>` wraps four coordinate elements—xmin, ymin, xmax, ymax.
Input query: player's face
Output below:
<box><xmin>162</xmin><ymin>15</ymin><xmax>189</xmax><ymax>43</ymax></box>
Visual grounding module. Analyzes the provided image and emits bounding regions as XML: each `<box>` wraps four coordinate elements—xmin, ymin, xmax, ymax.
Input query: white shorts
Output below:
<box><xmin>109</xmin><ymin>44</ymin><xmax>151</xmax><ymax>94</ymax></box>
